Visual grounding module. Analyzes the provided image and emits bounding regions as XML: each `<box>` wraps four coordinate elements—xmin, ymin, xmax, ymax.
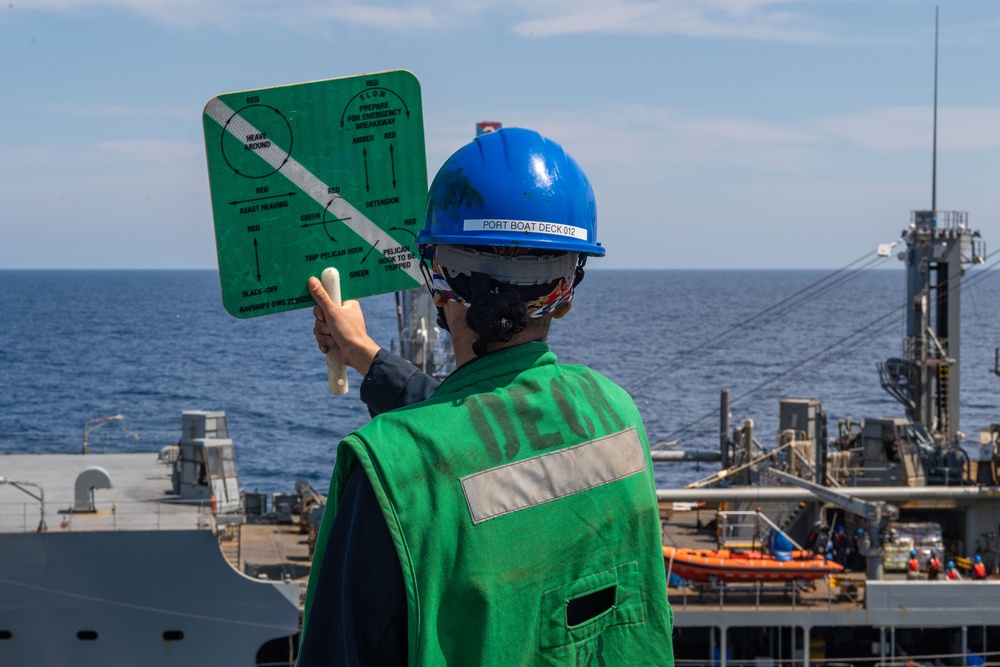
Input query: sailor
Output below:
<box><xmin>298</xmin><ymin>128</ymin><xmax>674</xmax><ymax>666</ymax></box>
<box><xmin>972</xmin><ymin>554</ymin><xmax>987</xmax><ymax>580</ymax></box>
<box><xmin>832</xmin><ymin>525</ymin><xmax>848</xmax><ymax>566</ymax></box>
<box><xmin>946</xmin><ymin>560</ymin><xmax>962</xmax><ymax>581</ymax></box>
<box><xmin>906</xmin><ymin>549</ymin><xmax>921</xmax><ymax>580</ymax></box>
<box><xmin>927</xmin><ymin>549</ymin><xmax>942</xmax><ymax>580</ymax></box>
<box><xmin>850</xmin><ymin>528</ymin><xmax>865</xmax><ymax>571</ymax></box>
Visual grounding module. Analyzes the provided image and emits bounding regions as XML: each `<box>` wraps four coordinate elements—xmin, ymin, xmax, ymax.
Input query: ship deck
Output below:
<box><xmin>661</xmin><ymin>505</ymin><xmax>1000</xmax><ymax>631</ymax></box>
<box><xmin>0</xmin><ymin>451</ymin><xmax>208</xmax><ymax>532</ymax></box>
<box><xmin>222</xmin><ymin>518</ymin><xmax>313</xmax><ymax>613</ymax></box>
<box><xmin>661</xmin><ymin>504</ymin><xmax>868</xmax><ymax>615</ymax></box>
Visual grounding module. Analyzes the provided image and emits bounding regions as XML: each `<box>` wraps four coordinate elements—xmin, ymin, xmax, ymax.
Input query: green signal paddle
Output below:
<box><xmin>202</xmin><ymin>69</ymin><xmax>428</xmax><ymax>393</ymax></box>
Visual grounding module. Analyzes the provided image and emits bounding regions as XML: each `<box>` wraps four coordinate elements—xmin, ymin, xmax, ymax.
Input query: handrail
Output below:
<box><xmin>0</xmin><ymin>478</ymin><xmax>46</xmax><ymax>532</ymax></box>
<box><xmin>0</xmin><ymin>498</ymin><xmax>223</xmax><ymax>534</ymax></box>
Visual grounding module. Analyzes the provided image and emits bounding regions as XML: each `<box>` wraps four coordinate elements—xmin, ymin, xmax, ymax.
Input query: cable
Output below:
<box><xmin>657</xmin><ymin>248</ymin><xmax>1000</xmax><ymax>447</ymax></box>
<box><xmin>630</xmin><ymin>251</ymin><xmax>886</xmax><ymax>394</ymax></box>
<box><xmin>628</xmin><ymin>250</ymin><xmax>888</xmax><ymax>395</ymax></box>
<box><xmin>659</xmin><ymin>304</ymin><xmax>904</xmax><ymax>444</ymax></box>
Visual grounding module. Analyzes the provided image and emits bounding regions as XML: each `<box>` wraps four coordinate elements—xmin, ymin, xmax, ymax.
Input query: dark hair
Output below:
<box><xmin>466</xmin><ymin>282</ymin><xmax>527</xmax><ymax>358</ymax></box>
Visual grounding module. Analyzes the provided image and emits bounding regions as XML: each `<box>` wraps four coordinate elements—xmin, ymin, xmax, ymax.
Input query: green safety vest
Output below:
<box><xmin>308</xmin><ymin>342</ymin><xmax>673</xmax><ymax>666</ymax></box>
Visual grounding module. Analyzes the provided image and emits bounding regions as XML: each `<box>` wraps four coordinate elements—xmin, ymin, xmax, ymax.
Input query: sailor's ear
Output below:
<box><xmin>552</xmin><ymin>301</ymin><xmax>573</xmax><ymax>319</ymax></box>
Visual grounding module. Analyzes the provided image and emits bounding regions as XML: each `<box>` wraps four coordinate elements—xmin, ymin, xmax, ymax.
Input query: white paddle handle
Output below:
<box><xmin>320</xmin><ymin>268</ymin><xmax>349</xmax><ymax>395</ymax></box>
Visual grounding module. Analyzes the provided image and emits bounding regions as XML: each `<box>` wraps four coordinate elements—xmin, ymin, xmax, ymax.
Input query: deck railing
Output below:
<box><xmin>0</xmin><ymin>499</ymin><xmax>222</xmax><ymax>533</ymax></box>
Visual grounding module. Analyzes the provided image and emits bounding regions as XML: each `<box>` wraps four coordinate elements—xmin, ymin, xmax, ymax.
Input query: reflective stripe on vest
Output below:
<box><xmin>460</xmin><ymin>427</ymin><xmax>646</xmax><ymax>524</ymax></box>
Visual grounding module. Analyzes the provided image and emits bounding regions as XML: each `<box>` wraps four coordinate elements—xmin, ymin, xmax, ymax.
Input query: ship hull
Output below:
<box><xmin>0</xmin><ymin>530</ymin><xmax>299</xmax><ymax>666</ymax></box>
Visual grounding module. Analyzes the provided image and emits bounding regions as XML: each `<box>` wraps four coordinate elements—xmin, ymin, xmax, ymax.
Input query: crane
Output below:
<box><xmin>764</xmin><ymin>466</ymin><xmax>899</xmax><ymax>580</ymax></box>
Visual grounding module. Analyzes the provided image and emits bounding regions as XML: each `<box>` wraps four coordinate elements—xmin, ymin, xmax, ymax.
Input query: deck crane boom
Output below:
<box><xmin>764</xmin><ymin>467</ymin><xmax>899</xmax><ymax>580</ymax></box>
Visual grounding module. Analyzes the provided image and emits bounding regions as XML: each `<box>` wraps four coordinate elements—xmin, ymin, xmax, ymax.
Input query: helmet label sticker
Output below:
<box><xmin>464</xmin><ymin>219</ymin><xmax>589</xmax><ymax>241</ymax></box>
<box><xmin>203</xmin><ymin>70</ymin><xmax>426</xmax><ymax>319</ymax></box>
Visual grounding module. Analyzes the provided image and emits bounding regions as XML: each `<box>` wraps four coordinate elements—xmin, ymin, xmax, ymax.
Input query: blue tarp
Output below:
<box><xmin>767</xmin><ymin>528</ymin><xmax>796</xmax><ymax>560</ymax></box>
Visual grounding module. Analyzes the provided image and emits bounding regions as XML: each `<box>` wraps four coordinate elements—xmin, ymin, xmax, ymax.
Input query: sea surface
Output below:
<box><xmin>2</xmin><ymin>268</ymin><xmax>998</xmax><ymax>496</ymax></box>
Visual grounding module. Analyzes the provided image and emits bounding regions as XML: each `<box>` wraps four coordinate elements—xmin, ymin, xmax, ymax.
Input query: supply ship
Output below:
<box><xmin>652</xmin><ymin>204</ymin><xmax>1000</xmax><ymax>667</ymax></box>
<box><xmin>641</xmin><ymin>17</ymin><xmax>1000</xmax><ymax>666</ymax></box>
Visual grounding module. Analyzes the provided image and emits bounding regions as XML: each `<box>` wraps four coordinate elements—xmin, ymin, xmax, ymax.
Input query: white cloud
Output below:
<box><xmin>20</xmin><ymin>0</ymin><xmax>452</xmax><ymax>30</ymax></box>
<box><xmin>312</xmin><ymin>3</ymin><xmax>440</xmax><ymax>29</ymax></box>
<box><xmin>19</xmin><ymin>0</ymin><xmax>833</xmax><ymax>40</ymax></box>
<box><xmin>818</xmin><ymin>105</ymin><xmax>1000</xmax><ymax>152</ymax></box>
<box><xmin>430</xmin><ymin>104</ymin><xmax>821</xmax><ymax>173</ymax></box>
<box><xmin>939</xmin><ymin>107</ymin><xmax>1000</xmax><ymax>151</ymax></box>
<box><xmin>509</xmin><ymin>0</ymin><xmax>830</xmax><ymax>42</ymax></box>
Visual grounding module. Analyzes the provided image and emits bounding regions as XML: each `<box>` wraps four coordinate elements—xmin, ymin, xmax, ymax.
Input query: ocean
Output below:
<box><xmin>2</xmin><ymin>267</ymin><xmax>998</xmax><ymax>496</ymax></box>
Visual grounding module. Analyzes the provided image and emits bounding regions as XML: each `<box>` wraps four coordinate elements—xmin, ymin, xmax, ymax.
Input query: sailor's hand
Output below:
<box><xmin>308</xmin><ymin>277</ymin><xmax>381</xmax><ymax>376</ymax></box>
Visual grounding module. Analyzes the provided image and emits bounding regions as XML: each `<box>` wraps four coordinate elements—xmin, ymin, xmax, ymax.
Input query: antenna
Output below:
<box><xmin>931</xmin><ymin>5</ymin><xmax>939</xmax><ymax>212</ymax></box>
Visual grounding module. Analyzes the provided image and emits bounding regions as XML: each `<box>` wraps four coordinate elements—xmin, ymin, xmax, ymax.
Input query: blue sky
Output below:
<box><xmin>2</xmin><ymin>0</ymin><xmax>998</xmax><ymax>270</ymax></box>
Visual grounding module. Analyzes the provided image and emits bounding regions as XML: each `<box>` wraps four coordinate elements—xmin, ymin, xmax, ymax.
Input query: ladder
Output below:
<box><xmin>937</xmin><ymin>362</ymin><xmax>950</xmax><ymax>438</ymax></box>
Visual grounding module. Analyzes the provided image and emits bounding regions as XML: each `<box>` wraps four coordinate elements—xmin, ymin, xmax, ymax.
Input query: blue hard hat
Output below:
<box><xmin>975</xmin><ymin>555</ymin><xmax>983</xmax><ymax>563</ymax></box>
<box><xmin>419</xmin><ymin>128</ymin><xmax>603</xmax><ymax>256</ymax></box>
<box><xmin>857</xmin><ymin>528</ymin><xmax>864</xmax><ymax>534</ymax></box>
<box><xmin>948</xmin><ymin>561</ymin><xmax>955</xmax><ymax>568</ymax></box>
<box><xmin>931</xmin><ymin>549</ymin><xmax>938</xmax><ymax>555</ymax></box>
<box><xmin>837</xmin><ymin>525</ymin><xmax>844</xmax><ymax>531</ymax></box>
<box><xmin>910</xmin><ymin>549</ymin><xmax>917</xmax><ymax>557</ymax></box>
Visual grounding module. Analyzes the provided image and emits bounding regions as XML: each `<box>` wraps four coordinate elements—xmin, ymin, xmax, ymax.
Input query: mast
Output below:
<box><xmin>931</xmin><ymin>6</ymin><xmax>939</xmax><ymax>212</ymax></box>
<box><xmin>877</xmin><ymin>11</ymin><xmax>986</xmax><ymax>449</ymax></box>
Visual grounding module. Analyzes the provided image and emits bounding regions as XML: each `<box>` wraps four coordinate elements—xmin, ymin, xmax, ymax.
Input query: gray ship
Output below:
<box><xmin>652</xmin><ymin>205</ymin><xmax>1000</xmax><ymax>667</ymax></box>
<box><xmin>0</xmin><ymin>410</ymin><xmax>301</xmax><ymax>666</ymax></box>
<box><xmin>647</xmin><ymin>21</ymin><xmax>1000</xmax><ymax>662</ymax></box>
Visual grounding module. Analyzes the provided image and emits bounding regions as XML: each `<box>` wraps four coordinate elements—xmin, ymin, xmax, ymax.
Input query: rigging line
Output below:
<box><xmin>730</xmin><ymin>310</ymin><xmax>904</xmax><ymax>415</ymax></box>
<box><xmin>731</xmin><ymin>254</ymin><xmax>1000</xmax><ymax>416</ymax></box>
<box><xmin>0</xmin><ymin>575</ymin><xmax>297</xmax><ymax>631</ymax></box>
<box><xmin>717</xmin><ymin>313</ymin><xmax>902</xmax><ymax>430</ymax></box>
<box><xmin>662</xmin><ymin>304</ymin><xmax>906</xmax><ymax>442</ymax></box>
<box><xmin>963</xmin><ymin>254</ymin><xmax>1000</xmax><ymax>291</ymax></box>
<box><xmin>627</xmin><ymin>251</ymin><xmax>886</xmax><ymax>395</ymax></box>
<box><xmin>666</xmin><ymin>254</ymin><xmax>1000</xmax><ymax>444</ymax></box>
<box><xmin>629</xmin><ymin>252</ymin><xmax>885</xmax><ymax>394</ymax></box>
<box><xmin>657</xmin><ymin>251</ymin><xmax>1000</xmax><ymax>446</ymax></box>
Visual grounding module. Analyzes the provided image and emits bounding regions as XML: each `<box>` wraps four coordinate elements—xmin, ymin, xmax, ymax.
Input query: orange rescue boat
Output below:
<box><xmin>663</xmin><ymin>546</ymin><xmax>843</xmax><ymax>583</ymax></box>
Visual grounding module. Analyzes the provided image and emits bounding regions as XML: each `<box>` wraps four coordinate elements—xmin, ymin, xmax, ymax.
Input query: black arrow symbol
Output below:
<box><xmin>363</xmin><ymin>148</ymin><xmax>370</xmax><ymax>193</ymax></box>
<box><xmin>362</xmin><ymin>239</ymin><xmax>380</xmax><ymax>264</ymax></box>
<box><xmin>301</xmin><ymin>216</ymin><xmax>351</xmax><ymax>228</ymax></box>
<box><xmin>390</xmin><ymin>144</ymin><xmax>396</xmax><ymax>188</ymax></box>
<box><xmin>230</xmin><ymin>192</ymin><xmax>297</xmax><ymax>206</ymax></box>
<box><xmin>388</xmin><ymin>226</ymin><xmax>417</xmax><ymax>237</ymax></box>
<box><xmin>253</xmin><ymin>237</ymin><xmax>261</xmax><ymax>282</ymax></box>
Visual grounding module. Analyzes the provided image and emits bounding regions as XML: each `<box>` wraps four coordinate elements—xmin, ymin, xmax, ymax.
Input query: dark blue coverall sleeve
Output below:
<box><xmin>359</xmin><ymin>348</ymin><xmax>441</xmax><ymax>417</ymax></box>
<box><xmin>298</xmin><ymin>349</ymin><xmax>439</xmax><ymax>666</ymax></box>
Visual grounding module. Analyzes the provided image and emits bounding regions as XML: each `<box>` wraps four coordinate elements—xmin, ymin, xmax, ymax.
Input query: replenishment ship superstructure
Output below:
<box><xmin>654</xmin><ymin>206</ymin><xmax>1000</xmax><ymax>667</ymax></box>
<box><xmin>651</xmin><ymin>14</ymin><xmax>1000</xmax><ymax>663</ymax></box>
